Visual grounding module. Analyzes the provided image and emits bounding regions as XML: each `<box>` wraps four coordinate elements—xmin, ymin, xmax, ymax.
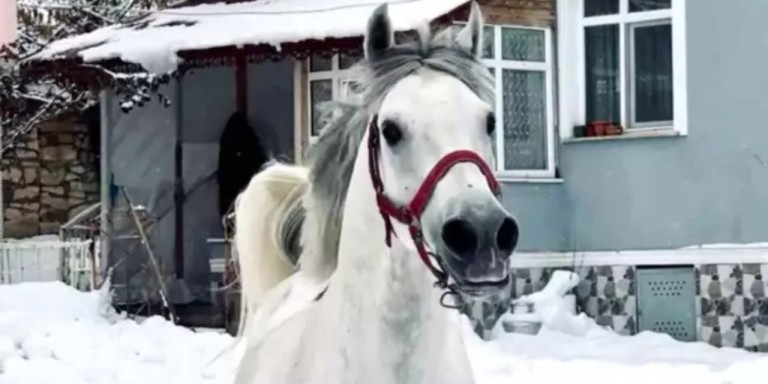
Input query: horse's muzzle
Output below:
<box><xmin>436</xmin><ymin>200</ymin><xmax>518</xmax><ymax>297</ymax></box>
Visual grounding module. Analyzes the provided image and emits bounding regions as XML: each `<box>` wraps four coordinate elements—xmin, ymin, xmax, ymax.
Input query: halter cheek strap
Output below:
<box><xmin>366</xmin><ymin>114</ymin><xmax>502</xmax><ymax>290</ymax></box>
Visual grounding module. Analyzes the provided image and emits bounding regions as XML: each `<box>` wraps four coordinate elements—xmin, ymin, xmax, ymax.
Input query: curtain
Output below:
<box><xmin>501</xmin><ymin>28</ymin><xmax>548</xmax><ymax>171</ymax></box>
<box><xmin>585</xmin><ymin>24</ymin><xmax>621</xmax><ymax>125</ymax></box>
<box><xmin>633</xmin><ymin>23</ymin><xmax>673</xmax><ymax>124</ymax></box>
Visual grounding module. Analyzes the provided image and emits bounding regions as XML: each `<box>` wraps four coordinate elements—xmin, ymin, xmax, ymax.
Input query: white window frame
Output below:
<box><xmin>304</xmin><ymin>29</ymin><xmax>558</xmax><ymax>179</ymax></box>
<box><xmin>556</xmin><ymin>0</ymin><xmax>688</xmax><ymax>140</ymax></box>
<box><xmin>306</xmin><ymin>54</ymin><xmax>356</xmax><ymax>145</ymax></box>
<box><xmin>481</xmin><ymin>24</ymin><xmax>557</xmax><ymax>179</ymax></box>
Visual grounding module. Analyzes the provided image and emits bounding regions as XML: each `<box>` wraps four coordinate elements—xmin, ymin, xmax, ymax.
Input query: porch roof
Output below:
<box><xmin>24</xmin><ymin>0</ymin><xmax>470</xmax><ymax>74</ymax></box>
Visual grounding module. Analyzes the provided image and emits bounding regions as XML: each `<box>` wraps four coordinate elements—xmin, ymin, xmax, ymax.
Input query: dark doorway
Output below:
<box><xmin>217</xmin><ymin>111</ymin><xmax>269</xmax><ymax>220</ymax></box>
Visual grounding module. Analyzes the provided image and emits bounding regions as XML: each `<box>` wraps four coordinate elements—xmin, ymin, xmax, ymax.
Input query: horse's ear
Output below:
<box><xmin>456</xmin><ymin>1</ymin><xmax>484</xmax><ymax>57</ymax></box>
<box><xmin>364</xmin><ymin>3</ymin><xmax>394</xmax><ymax>60</ymax></box>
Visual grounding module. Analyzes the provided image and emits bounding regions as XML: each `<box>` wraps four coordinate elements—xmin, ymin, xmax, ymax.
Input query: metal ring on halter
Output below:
<box><xmin>428</xmin><ymin>253</ymin><xmax>462</xmax><ymax>309</ymax></box>
<box><xmin>439</xmin><ymin>289</ymin><xmax>461</xmax><ymax>310</ymax></box>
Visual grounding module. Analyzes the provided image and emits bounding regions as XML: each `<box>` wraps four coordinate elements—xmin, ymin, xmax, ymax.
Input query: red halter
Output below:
<box><xmin>366</xmin><ymin>114</ymin><xmax>502</xmax><ymax>288</ymax></box>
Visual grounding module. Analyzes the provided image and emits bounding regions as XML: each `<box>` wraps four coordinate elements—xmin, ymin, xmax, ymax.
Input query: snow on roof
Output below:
<box><xmin>28</xmin><ymin>0</ymin><xmax>470</xmax><ymax>74</ymax></box>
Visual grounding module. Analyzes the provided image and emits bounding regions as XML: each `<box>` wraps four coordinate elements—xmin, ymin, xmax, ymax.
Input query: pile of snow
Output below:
<box><xmin>2</xmin><ymin>274</ymin><xmax>768</xmax><ymax>384</ymax></box>
<box><xmin>1</xmin><ymin>235</ymin><xmax>62</xmax><ymax>245</ymax></box>
<box><xmin>0</xmin><ymin>235</ymin><xmax>75</xmax><ymax>284</ymax></box>
<box><xmin>491</xmin><ymin>270</ymin><xmax>599</xmax><ymax>338</ymax></box>
<box><xmin>461</xmin><ymin>270</ymin><xmax>768</xmax><ymax>384</ymax></box>
<box><xmin>0</xmin><ymin>281</ymin><xmax>233</xmax><ymax>384</ymax></box>
<box><xmin>464</xmin><ymin>322</ymin><xmax>768</xmax><ymax>384</ymax></box>
<box><xmin>681</xmin><ymin>242</ymin><xmax>768</xmax><ymax>249</ymax></box>
<box><xmin>31</xmin><ymin>0</ymin><xmax>470</xmax><ymax>73</ymax></box>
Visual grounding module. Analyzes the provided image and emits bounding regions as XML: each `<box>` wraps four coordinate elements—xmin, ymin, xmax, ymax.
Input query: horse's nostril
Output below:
<box><xmin>441</xmin><ymin>218</ymin><xmax>478</xmax><ymax>257</ymax></box>
<box><xmin>496</xmin><ymin>217</ymin><xmax>519</xmax><ymax>253</ymax></box>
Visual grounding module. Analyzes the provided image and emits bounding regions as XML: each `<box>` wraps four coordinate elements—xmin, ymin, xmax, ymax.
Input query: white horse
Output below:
<box><xmin>231</xmin><ymin>3</ymin><xmax>519</xmax><ymax>383</ymax></box>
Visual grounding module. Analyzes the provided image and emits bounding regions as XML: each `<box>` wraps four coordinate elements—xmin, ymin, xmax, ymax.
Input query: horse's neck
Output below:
<box><xmin>323</xmin><ymin>138</ymin><xmax>455</xmax><ymax>383</ymax></box>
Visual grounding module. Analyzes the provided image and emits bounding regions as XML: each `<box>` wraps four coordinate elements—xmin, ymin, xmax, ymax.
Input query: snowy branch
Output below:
<box><xmin>2</xmin><ymin>0</ymin><xmax>172</xmax><ymax>152</ymax></box>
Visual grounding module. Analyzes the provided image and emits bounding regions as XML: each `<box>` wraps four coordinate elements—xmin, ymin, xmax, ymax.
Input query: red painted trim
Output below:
<box><xmin>235</xmin><ymin>50</ymin><xmax>247</xmax><ymax>112</ymax></box>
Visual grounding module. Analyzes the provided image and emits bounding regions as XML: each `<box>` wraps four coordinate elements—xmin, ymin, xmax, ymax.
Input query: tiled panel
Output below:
<box><xmin>461</xmin><ymin>262</ymin><xmax>768</xmax><ymax>352</ymax></box>
<box><xmin>571</xmin><ymin>265</ymin><xmax>637</xmax><ymax>335</ymax></box>
<box><xmin>458</xmin><ymin>284</ymin><xmax>513</xmax><ymax>338</ymax></box>
<box><xmin>508</xmin><ymin>266</ymin><xmax>637</xmax><ymax>336</ymax></box>
<box><xmin>698</xmin><ymin>263</ymin><xmax>768</xmax><ymax>352</ymax></box>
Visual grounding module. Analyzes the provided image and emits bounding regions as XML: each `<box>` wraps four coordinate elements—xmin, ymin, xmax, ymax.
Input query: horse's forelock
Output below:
<box><xmin>298</xmin><ymin>24</ymin><xmax>494</xmax><ymax>276</ymax></box>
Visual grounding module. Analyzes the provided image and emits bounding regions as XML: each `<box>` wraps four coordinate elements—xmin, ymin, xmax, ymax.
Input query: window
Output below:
<box><xmin>305</xmin><ymin>27</ymin><xmax>557</xmax><ymax>178</ymax></box>
<box><xmin>307</xmin><ymin>52</ymin><xmax>362</xmax><ymax>142</ymax></box>
<box><xmin>557</xmin><ymin>0</ymin><xmax>688</xmax><ymax>139</ymax></box>
<box><xmin>481</xmin><ymin>25</ymin><xmax>556</xmax><ymax>178</ymax></box>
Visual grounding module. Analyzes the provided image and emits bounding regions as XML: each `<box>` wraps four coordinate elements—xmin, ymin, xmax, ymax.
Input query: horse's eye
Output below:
<box><xmin>381</xmin><ymin>119</ymin><xmax>403</xmax><ymax>146</ymax></box>
<box><xmin>486</xmin><ymin>112</ymin><xmax>496</xmax><ymax>136</ymax></box>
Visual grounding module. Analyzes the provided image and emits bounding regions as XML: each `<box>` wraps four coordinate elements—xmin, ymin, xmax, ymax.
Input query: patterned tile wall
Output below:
<box><xmin>461</xmin><ymin>262</ymin><xmax>768</xmax><ymax>352</ymax></box>
<box><xmin>698</xmin><ymin>264</ymin><xmax>768</xmax><ymax>352</ymax></box>
<box><xmin>460</xmin><ymin>265</ymin><xmax>638</xmax><ymax>338</ymax></box>
<box><xmin>458</xmin><ymin>286</ymin><xmax>513</xmax><ymax>339</ymax></box>
<box><xmin>565</xmin><ymin>266</ymin><xmax>637</xmax><ymax>336</ymax></box>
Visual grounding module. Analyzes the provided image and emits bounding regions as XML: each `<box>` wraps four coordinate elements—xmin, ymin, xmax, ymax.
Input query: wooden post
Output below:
<box><xmin>121</xmin><ymin>187</ymin><xmax>178</xmax><ymax>323</ymax></box>
<box><xmin>173</xmin><ymin>77</ymin><xmax>184</xmax><ymax>279</ymax></box>
<box><xmin>235</xmin><ymin>49</ymin><xmax>248</xmax><ymax>112</ymax></box>
<box><xmin>99</xmin><ymin>90</ymin><xmax>111</xmax><ymax>281</ymax></box>
<box><xmin>293</xmin><ymin>58</ymin><xmax>310</xmax><ymax>164</ymax></box>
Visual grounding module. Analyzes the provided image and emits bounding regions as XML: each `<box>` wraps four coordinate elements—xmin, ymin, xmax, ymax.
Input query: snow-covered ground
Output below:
<box><xmin>1</xmin><ymin>278</ymin><xmax>767</xmax><ymax>384</ymax></box>
<box><xmin>0</xmin><ymin>281</ymin><xmax>233</xmax><ymax>384</ymax></box>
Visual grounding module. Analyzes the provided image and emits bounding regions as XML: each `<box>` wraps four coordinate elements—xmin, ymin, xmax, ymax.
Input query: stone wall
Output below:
<box><xmin>2</xmin><ymin>111</ymin><xmax>99</xmax><ymax>238</ymax></box>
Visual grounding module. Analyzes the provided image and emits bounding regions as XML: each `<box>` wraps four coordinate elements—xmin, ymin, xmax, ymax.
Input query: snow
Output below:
<box><xmin>1</xmin><ymin>235</ymin><xmax>78</xmax><ymax>284</ymax></box>
<box><xmin>0</xmin><ymin>281</ymin><xmax>234</xmax><ymax>384</ymax></box>
<box><xmin>681</xmin><ymin>242</ymin><xmax>768</xmax><ymax>249</ymax></box>
<box><xmin>2</xmin><ymin>276</ymin><xmax>767</xmax><ymax>384</ymax></box>
<box><xmin>1</xmin><ymin>235</ymin><xmax>62</xmax><ymax>245</ymax></box>
<box><xmin>464</xmin><ymin>324</ymin><xmax>768</xmax><ymax>384</ymax></box>
<box><xmin>29</xmin><ymin>0</ymin><xmax>470</xmax><ymax>74</ymax></box>
<box><xmin>465</xmin><ymin>270</ymin><xmax>768</xmax><ymax>384</ymax></box>
<box><xmin>495</xmin><ymin>270</ymin><xmax>599</xmax><ymax>337</ymax></box>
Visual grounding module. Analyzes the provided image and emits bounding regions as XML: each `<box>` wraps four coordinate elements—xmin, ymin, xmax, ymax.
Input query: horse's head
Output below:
<box><xmin>363</xmin><ymin>2</ymin><xmax>518</xmax><ymax>298</ymax></box>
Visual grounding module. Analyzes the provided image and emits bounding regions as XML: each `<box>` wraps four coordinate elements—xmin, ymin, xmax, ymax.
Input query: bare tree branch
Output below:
<box><xmin>2</xmin><ymin>0</ymin><xmax>172</xmax><ymax>153</ymax></box>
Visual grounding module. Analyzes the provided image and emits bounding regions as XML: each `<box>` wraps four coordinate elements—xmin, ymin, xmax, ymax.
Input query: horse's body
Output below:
<box><xmin>231</xmin><ymin>3</ymin><xmax>518</xmax><ymax>383</ymax></box>
<box><xmin>233</xmin><ymin>137</ymin><xmax>473</xmax><ymax>384</ymax></box>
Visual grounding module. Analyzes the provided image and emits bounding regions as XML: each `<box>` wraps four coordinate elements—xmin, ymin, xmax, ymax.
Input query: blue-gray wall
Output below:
<box><xmin>504</xmin><ymin>0</ymin><xmax>768</xmax><ymax>252</ymax></box>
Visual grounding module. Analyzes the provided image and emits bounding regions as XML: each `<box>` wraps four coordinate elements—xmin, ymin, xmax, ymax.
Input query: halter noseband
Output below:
<box><xmin>366</xmin><ymin>114</ymin><xmax>502</xmax><ymax>297</ymax></box>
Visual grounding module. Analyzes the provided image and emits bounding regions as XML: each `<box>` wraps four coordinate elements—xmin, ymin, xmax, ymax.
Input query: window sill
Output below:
<box><xmin>561</xmin><ymin>129</ymin><xmax>684</xmax><ymax>144</ymax></box>
<box><xmin>496</xmin><ymin>175</ymin><xmax>564</xmax><ymax>184</ymax></box>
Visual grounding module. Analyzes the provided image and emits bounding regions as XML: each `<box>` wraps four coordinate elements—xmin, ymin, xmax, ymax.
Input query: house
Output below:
<box><xmin>18</xmin><ymin>0</ymin><xmax>496</xmax><ymax>327</ymax></box>
<box><xmin>500</xmin><ymin>0</ymin><xmax>767</xmax><ymax>352</ymax></box>
<box><xmin>0</xmin><ymin>0</ymin><xmax>17</xmax><ymax>238</ymax></box>
<box><xmin>19</xmin><ymin>0</ymin><xmax>768</xmax><ymax>350</ymax></box>
<box><xmin>1</xmin><ymin>0</ymin><xmax>101</xmax><ymax>240</ymax></box>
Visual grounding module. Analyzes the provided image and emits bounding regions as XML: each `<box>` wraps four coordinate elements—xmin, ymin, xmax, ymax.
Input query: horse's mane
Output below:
<box><xmin>291</xmin><ymin>24</ymin><xmax>495</xmax><ymax>278</ymax></box>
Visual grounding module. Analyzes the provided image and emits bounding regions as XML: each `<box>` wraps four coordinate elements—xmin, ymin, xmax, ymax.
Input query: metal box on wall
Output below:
<box><xmin>636</xmin><ymin>266</ymin><xmax>697</xmax><ymax>341</ymax></box>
